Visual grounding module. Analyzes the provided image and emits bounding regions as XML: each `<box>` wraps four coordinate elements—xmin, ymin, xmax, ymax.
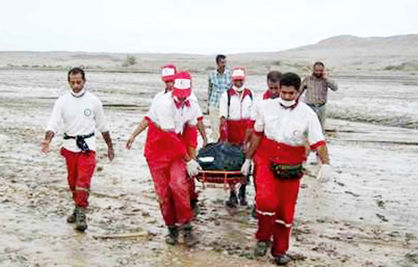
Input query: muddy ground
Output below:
<box><xmin>0</xmin><ymin>70</ymin><xmax>417</xmax><ymax>267</ymax></box>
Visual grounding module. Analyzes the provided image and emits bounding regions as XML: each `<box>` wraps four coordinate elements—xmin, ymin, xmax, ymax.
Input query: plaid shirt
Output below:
<box><xmin>301</xmin><ymin>75</ymin><xmax>338</xmax><ymax>105</ymax></box>
<box><xmin>208</xmin><ymin>68</ymin><xmax>232</xmax><ymax>108</ymax></box>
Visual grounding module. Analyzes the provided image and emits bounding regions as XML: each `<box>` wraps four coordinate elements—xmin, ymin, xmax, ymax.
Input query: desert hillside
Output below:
<box><xmin>1</xmin><ymin>34</ymin><xmax>417</xmax><ymax>76</ymax></box>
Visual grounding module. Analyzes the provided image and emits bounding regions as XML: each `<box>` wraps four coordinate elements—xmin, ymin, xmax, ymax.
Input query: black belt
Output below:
<box><xmin>64</xmin><ymin>132</ymin><xmax>94</xmax><ymax>153</ymax></box>
<box><xmin>307</xmin><ymin>102</ymin><xmax>326</xmax><ymax>108</ymax></box>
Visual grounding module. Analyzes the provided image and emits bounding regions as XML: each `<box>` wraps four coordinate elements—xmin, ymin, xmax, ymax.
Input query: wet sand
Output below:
<box><xmin>0</xmin><ymin>70</ymin><xmax>417</xmax><ymax>267</ymax></box>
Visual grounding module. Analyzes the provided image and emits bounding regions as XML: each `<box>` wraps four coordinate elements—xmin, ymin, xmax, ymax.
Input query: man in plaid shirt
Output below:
<box><xmin>301</xmin><ymin>61</ymin><xmax>338</xmax><ymax>132</ymax></box>
<box><xmin>208</xmin><ymin>54</ymin><xmax>232</xmax><ymax>141</ymax></box>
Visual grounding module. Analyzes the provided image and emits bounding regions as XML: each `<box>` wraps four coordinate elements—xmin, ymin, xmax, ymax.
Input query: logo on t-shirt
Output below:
<box><xmin>84</xmin><ymin>108</ymin><xmax>92</xmax><ymax>117</ymax></box>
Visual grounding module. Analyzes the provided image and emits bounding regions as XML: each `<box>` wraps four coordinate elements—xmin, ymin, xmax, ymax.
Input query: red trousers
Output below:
<box><xmin>60</xmin><ymin>148</ymin><xmax>96</xmax><ymax>208</ymax></box>
<box><xmin>147</xmin><ymin>159</ymin><xmax>192</xmax><ymax>226</ymax></box>
<box><xmin>255</xmin><ymin>159</ymin><xmax>301</xmax><ymax>256</ymax></box>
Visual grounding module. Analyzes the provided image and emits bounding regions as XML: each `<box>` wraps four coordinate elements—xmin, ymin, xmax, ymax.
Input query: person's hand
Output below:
<box><xmin>126</xmin><ymin>136</ymin><xmax>135</xmax><ymax>150</ymax></box>
<box><xmin>322</xmin><ymin>72</ymin><xmax>329</xmax><ymax>81</ymax></box>
<box><xmin>107</xmin><ymin>146</ymin><xmax>115</xmax><ymax>161</ymax></box>
<box><xmin>186</xmin><ymin>159</ymin><xmax>201</xmax><ymax>177</ymax></box>
<box><xmin>241</xmin><ymin>159</ymin><xmax>252</xmax><ymax>176</ymax></box>
<box><xmin>316</xmin><ymin>164</ymin><xmax>332</xmax><ymax>182</ymax></box>
<box><xmin>41</xmin><ymin>139</ymin><xmax>51</xmax><ymax>154</ymax></box>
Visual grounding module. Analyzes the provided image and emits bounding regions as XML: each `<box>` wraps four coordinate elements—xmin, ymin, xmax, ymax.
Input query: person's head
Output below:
<box><xmin>267</xmin><ymin>71</ymin><xmax>282</xmax><ymax>98</ymax></box>
<box><xmin>161</xmin><ymin>64</ymin><xmax>177</xmax><ymax>90</ymax></box>
<box><xmin>279</xmin><ymin>72</ymin><xmax>301</xmax><ymax>101</ymax></box>
<box><xmin>67</xmin><ymin>67</ymin><xmax>86</xmax><ymax>94</ymax></box>
<box><xmin>172</xmin><ymin>71</ymin><xmax>192</xmax><ymax>103</ymax></box>
<box><xmin>231</xmin><ymin>67</ymin><xmax>245</xmax><ymax>90</ymax></box>
<box><xmin>313</xmin><ymin>61</ymin><xmax>325</xmax><ymax>78</ymax></box>
<box><xmin>216</xmin><ymin>54</ymin><xmax>227</xmax><ymax>70</ymax></box>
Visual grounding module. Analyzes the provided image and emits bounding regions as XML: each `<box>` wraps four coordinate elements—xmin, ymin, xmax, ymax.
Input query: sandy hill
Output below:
<box><xmin>1</xmin><ymin>34</ymin><xmax>417</xmax><ymax>75</ymax></box>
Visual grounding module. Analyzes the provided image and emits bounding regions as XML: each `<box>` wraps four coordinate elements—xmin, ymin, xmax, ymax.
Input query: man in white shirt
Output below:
<box><xmin>126</xmin><ymin>65</ymin><xmax>207</xmax><ymax>214</ymax></box>
<box><xmin>126</xmin><ymin>64</ymin><xmax>207</xmax><ymax>148</ymax></box>
<box><xmin>41</xmin><ymin>67</ymin><xmax>114</xmax><ymax>232</ymax></box>
<box><xmin>143</xmin><ymin>71</ymin><xmax>201</xmax><ymax>247</ymax></box>
<box><xmin>242</xmin><ymin>72</ymin><xmax>331</xmax><ymax>265</ymax></box>
<box><xmin>219</xmin><ymin>67</ymin><xmax>254</xmax><ymax>207</ymax></box>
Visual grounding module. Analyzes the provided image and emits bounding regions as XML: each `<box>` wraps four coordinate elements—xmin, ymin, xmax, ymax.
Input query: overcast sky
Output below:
<box><xmin>0</xmin><ymin>0</ymin><xmax>417</xmax><ymax>54</ymax></box>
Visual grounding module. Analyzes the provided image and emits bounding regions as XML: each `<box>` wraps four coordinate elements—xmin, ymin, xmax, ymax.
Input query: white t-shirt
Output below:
<box><xmin>254</xmin><ymin>98</ymin><xmax>324</xmax><ymax>147</ymax></box>
<box><xmin>46</xmin><ymin>91</ymin><xmax>109</xmax><ymax>152</ymax></box>
<box><xmin>147</xmin><ymin>92</ymin><xmax>200</xmax><ymax>134</ymax></box>
<box><xmin>219</xmin><ymin>89</ymin><xmax>253</xmax><ymax>120</ymax></box>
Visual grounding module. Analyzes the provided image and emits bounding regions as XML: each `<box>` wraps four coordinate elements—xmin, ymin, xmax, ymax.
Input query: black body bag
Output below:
<box><xmin>197</xmin><ymin>142</ymin><xmax>245</xmax><ymax>171</ymax></box>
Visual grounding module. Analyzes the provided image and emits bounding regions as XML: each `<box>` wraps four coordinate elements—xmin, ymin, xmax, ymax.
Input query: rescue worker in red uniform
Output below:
<box><xmin>41</xmin><ymin>67</ymin><xmax>114</xmax><ymax>232</ymax></box>
<box><xmin>219</xmin><ymin>67</ymin><xmax>254</xmax><ymax>207</ymax></box>
<box><xmin>126</xmin><ymin>65</ymin><xmax>206</xmax><ymax>215</ymax></box>
<box><xmin>144</xmin><ymin>71</ymin><xmax>201</xmax><ymax>246</ymax></box>
<box><xmin>249</xmin><ymin>70</ymin><xmax>282</xmax><ymax>217</ymax></box>
<box><xmin>242</xmin><ymin>72</ymin><xmax>332</xmax><ymax>265</ymax></box>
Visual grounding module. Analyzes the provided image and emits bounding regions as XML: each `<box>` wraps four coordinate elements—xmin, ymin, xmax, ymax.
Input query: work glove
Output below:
<box><xmin>316</xmin><ymin>164</ymin><xmax>332</xmax><ymax>182</ymax></box>
<box><xmin>186</xmin><ymin>159</ymin><xmax>201</xmax><ymax>177</ymax></box>
<box><xmin>241</xmin><ymin>159</ymin><xmax>252</xmax><ymax>176</ymax></box>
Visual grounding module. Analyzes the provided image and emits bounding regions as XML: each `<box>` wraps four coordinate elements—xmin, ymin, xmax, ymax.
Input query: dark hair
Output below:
<box><xmin>267</xmin><ymin>71</ymin><xmax>282</xmax><ymax>83</ymax></box>
<box><xmin>280</xmin><ymin>72</ymin><xmax>301</xmax><ymax>91</ymax></box>
<box><xmin>216</xmin><ymin>54</ymin><xmax>226</xmax><ymax>64</ymax></box>
<box><xmin>68</xmin><ymin>67</ymin><xmax>85</xmax><ymax>81</ymax></box>
<box><xmin>313</xmin><ymin>61</ymin><xmax>324</xmax><ymax>68</ymax></box>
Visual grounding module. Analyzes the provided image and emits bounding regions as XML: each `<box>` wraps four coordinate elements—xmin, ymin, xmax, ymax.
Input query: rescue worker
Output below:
<box><xmin>219</xmin><ymin>67</ymin><xmax>254</xmax><ymax>207</ymax></box>
<box><xmin>126</xmin><ymin>65</ymin><xmax>207</xmax><ymax>214</ymax></box>
<box><xmin>144</xmin><ymin>71</ymin><xmax>201</xmax><ymax>246</ymax></box>
<box><xmin>242</xmin><ymin>72</ymin><xmax>332</xmax><ymax>265</ymax></box>
<box><xmin>126</xmin><ymin>64</ymin><xmax>207</xmax><ymax>149</ymax></box>
<box><xmin>250</xmin><ymin>70</ymin><xmax>282</xmax><ymax>217</ymax></box>
<box><xmin>41</xmin><ymin>67</ymin><xmax>114</xmax><ymax>232</ymax></box>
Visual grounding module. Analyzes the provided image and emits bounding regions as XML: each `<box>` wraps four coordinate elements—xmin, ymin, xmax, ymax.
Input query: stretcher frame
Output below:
<box><xmin>195</xmin><ymin>170</ymin><xmax>245</xmax><ymax>190</ymax></box>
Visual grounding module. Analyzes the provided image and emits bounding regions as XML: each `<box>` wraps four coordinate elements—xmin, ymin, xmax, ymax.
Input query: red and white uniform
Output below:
<box><xmin>219</xmin><ymin>65</ymin><xmax>254</xmax><ymax>145</ymax></box>
<box><xmin>144</xmin><ymin>73</ymin><xmax>199</xmax><ymax>226</ymax></box>
<box><xmin>46</xmin><ymin>91</ymin><xmax>109</xmax><ymax>208</ymax></box>
<box><xmin>253</xmin><ymin>98</ymin><xmax>324</xmax><ymax>256</ymax></box>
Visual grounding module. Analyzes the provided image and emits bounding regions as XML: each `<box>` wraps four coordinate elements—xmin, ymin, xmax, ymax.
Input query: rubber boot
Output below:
<box><xmin>225</xmin><ymin>190</ymin><xmax>238</xmax><ymax>208</ymax></box>
<box><xmin>74</xmin><ymin>207</ymin><xmax>88</xmax><ymax>232</ymax></box>
<box><xmin>238</xmin><ymin>184</ymin><xmax>247</xmax><ymax>206</ymax></box>
<box><xmin>254</xmin><ymin>241</ymin><xmax>269</xmax><ymax>257</ymax></box>
<box><xmin>182</xmin><ymin>224</ymin><xmax>198</xmax><ymax>247</ymax></box>
<box><xmin>274</xmin><ymin>254</ymin><xmax>291</xmax><ymax>265</ymax></box>
<box><xmin>67</xmin><ymin>207</ymin><xmax>76</xmax><ymax>223</ymax></box>
<box><xmin>165</xmin><ymin>226</ymin><xmax>179</xmax><ymax>245</ymax></box>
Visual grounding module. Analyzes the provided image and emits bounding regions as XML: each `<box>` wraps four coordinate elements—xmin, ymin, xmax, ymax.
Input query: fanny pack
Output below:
<box><xmin>271</xmin><ymin>163</ymin><xmax>304</xmax><ymax>180</ymax></box>
<box><xmin>64</xmin><ymin>132</ymin><xmax>95</xmax><ymax>153</ymax></box>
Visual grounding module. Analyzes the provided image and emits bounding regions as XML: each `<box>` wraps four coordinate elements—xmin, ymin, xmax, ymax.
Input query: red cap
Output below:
<box><xmin>231</xmin><ymin>67</ymin><xmax>246</xmax><ymax>81</ymax></box>
<box><xmin>161</xmin><ymin>64</ymin><xmax>177</xmax><ymax>82</ymax></box>
<box><xmin>173</xmin><ymin>71</ymin><xmax>192</xmax><ymax>98</ymax></box>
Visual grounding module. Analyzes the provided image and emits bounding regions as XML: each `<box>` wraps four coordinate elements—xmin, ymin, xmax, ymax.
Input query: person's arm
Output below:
<box><xmin>316</xmin><ymin>144</ymin><xmax>329</xmax><ymax>164</ymax></box>
<box><xmin>300</xmin><ymin>77</ymin><xmax>308</xmax><ymax>96</ymax></box>
<box><xmin>197</xmin><ymin>119</ymin><xmax>207</xmax><ymax>147</ymax></box>
<box><xmin>95</xmin><ymin>98</ymin><xmax>114</xmax><ymax>161</ymax></box>
<box><xmin>101</xmin><ymin>131</ymin><xmax>114</xmax><ymax>161</ymax></box>
<box><xmin>126</xmin><ymin>118</ymin><xmax>149</xmax><ymax>149</ymax></box>
<box><xmin>41</xmin><ymin>130</ymin><xmax>55</xmax><ymax>154</ymax></box>
<box><xmin>207</xmin><ymin>74</ymin><xmax>213</xmax><ymax>113</ymax></box>
<box><xmin>323</xmin><ymin>72</ymin><xmax>338</xmax><ymax>91</ymax></box>
<box><xmin>41</xmin><ymin>98</ymin><xmax>62</xmax><ymax>154</ymax></box>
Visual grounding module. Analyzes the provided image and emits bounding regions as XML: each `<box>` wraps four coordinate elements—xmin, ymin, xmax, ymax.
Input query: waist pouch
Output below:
<box><xmin>64</xmin><ymin>132</ymin><xmax>95</xmax><ymax>153</ymax></box>
<box><xmin>271</xmin><ymin>163</ymin><xmax>304</xmax><ymax>180</ymax></box>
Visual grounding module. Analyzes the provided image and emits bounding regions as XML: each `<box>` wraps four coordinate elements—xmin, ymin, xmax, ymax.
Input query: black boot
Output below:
<box><xmin>165</xmin><ymin>226</ymin><xmax>179</xmax><ymax>245</ymax></box>
<box><xmin>274</xmin><ymin>254</ymin><xmax>291</xmax><ymax>265</ymax></box>
<box><xmin>182</xmin><ymin>224</ymin><xmax>198</xmax><ymax>247</ymax></box>
<box><xmin>225</xmin><ymin>191</ymin><xmax>238</xmax><ymax>208</ymax></box>
<box><xmin>66</xmin><ymin>207</ymin><xmax>76</xmax><ymax>223</ymax></box>
<box><xmin>238</xmin><ymin>185</ymin><xmax>247</xmax><ymax>206</ymax></box>
<box><xmin>74</xmin><ymin>207</ymin><xmax>88</xmax><ymax>232</ymax></box>
<box><xmin>254</xmin><ymin>240</ymin><xmax>269</xmax><ymax>257</ymax></box>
